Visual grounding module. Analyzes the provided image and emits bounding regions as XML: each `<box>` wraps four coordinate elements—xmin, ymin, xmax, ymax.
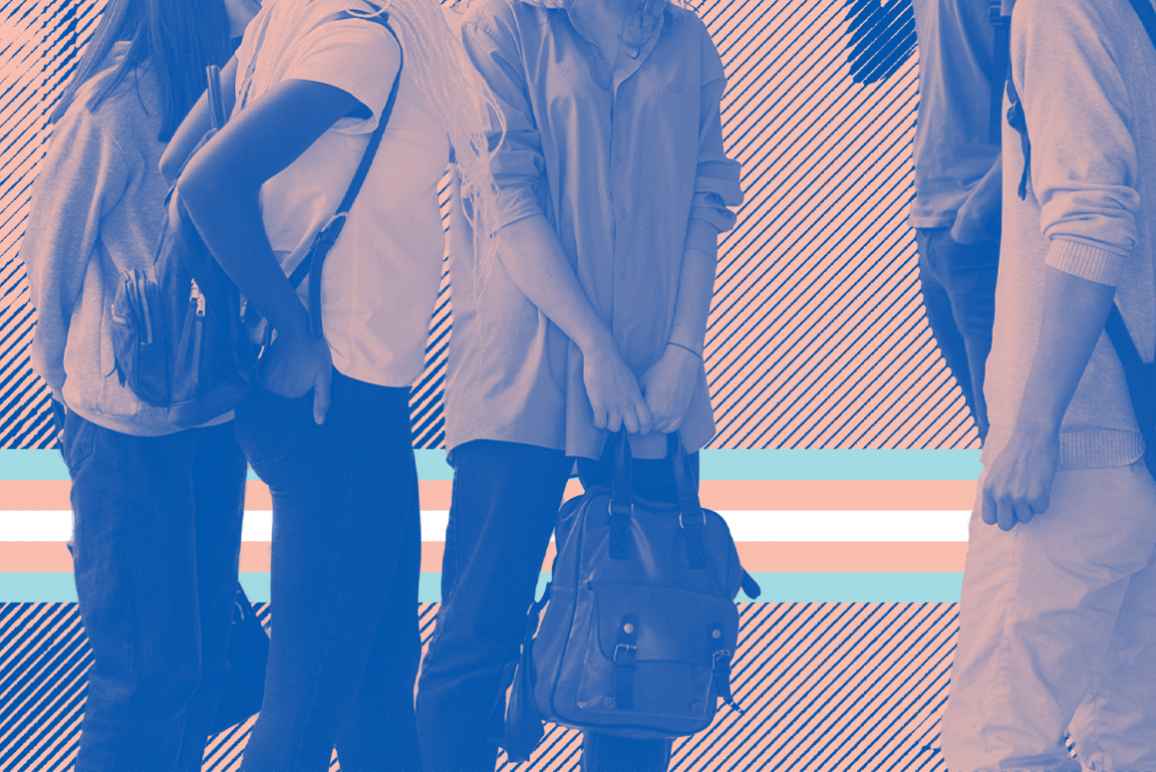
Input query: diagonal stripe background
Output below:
<box><xmin>0</xmin><ymin>603</ymin><xmax>954</xmax><ymax>770</ymax></box>
<box><xmin>0</xmin><ymin>0</ymin><xmax>970</xmax><ymax>451</ymax></box>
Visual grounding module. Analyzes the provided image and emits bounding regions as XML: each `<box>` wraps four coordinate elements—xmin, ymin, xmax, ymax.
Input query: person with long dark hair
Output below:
<box><xmin>21</xmin><ymin>0</ymin><xmax>258</xmax><ymax>768</ymax></box>
<box><xmin>417</xmin><ymin>1</ymin><xmax>743</xmax><ymax>769</ymax></box>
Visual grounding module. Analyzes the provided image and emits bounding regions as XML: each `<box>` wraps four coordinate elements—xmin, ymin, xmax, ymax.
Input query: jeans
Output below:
<box><xmin>235</xmin><ymin>372</ymin><xmax>421</xmax><ymax>772</ymax></box>
<box><xmin>64</xmin><ymin>414</ymin><xmax>246</xmax><ymax>772</ymax></box>
<box><xmin>942</xmin><ymin>462</ymin><xmax>1156</xmax><ymax>770</ymax></box>
<box><xmin>416</xmin><ymin>440</ymin><xmax>684</xmax><ymax>772</ymax></box>
<box><xmin>916</xmin><ymin>228</ymin><xmax>998</xmax><ymax>439</ymax></box>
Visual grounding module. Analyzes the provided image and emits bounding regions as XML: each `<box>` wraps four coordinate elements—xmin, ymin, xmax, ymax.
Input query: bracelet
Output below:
<box><xmin>667</xmin><ymin>340</ymin><xmax>703</xmax><ymax>360</ymax></box>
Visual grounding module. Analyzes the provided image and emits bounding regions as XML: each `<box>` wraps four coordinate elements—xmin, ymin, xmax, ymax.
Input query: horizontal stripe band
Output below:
<box><xmin>0</xmin><ymin>541</ymin><xmax>969</xmax><ymax>574</ymax></box>
<box><xmin>0</xmin><ymin>478</ymin><xmax>979</xmax><ymax>512</ymax></box>
<box><xmin>0</xmin><ymin>449</ymin><xmax>983</xmax><ymax>481</ymax></box>
<box><xmin>0</xmin><ymin>509</ymin><xmax>972</xmax><ymax>543</ymax></box>
<box><xmin>0</xmin><ymin>572</ymin><xmax>966</xmax><ymax>603</ymax></box>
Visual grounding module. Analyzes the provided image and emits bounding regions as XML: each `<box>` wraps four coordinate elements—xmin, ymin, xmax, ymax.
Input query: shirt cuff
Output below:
<box><xmin>490</xmin><ymin>188</ymin><xmax>543</xmax><ymax>236</ymax></box>
<box><xmin>1045</xmin><ymin>238</ymin><xmax>1128</xmax><ymax>287</ymax></box>
<box><xmin>684</xmin><ymin>218</ymin><xmax>720</xmax><ymax>259</ymax></box>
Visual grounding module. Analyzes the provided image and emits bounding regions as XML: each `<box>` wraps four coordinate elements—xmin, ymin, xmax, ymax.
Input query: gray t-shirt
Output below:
<box><xmin>911</xmin><ymin>0</ymin><xmax>1001</xmax><ymax>228</ymax></box>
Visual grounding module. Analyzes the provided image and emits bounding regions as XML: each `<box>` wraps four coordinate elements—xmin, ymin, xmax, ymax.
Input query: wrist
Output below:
<box><xmin>575</xmin><ymin>324</ymin><xmax>615</xmax><ymax>359</ymax></box>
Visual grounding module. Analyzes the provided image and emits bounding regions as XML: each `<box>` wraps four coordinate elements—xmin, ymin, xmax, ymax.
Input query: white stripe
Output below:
<box><xmin>0</xmin><ymin>509</ymin><xmax>971</xmax><ymax>543</ymax></box>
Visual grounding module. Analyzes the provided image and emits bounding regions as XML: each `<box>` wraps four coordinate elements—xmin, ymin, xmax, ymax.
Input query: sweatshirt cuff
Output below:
<box><xmin>1045</xmin><ymin>238</ymin><xmax>1127</xmax><ymax>287</ymax></box>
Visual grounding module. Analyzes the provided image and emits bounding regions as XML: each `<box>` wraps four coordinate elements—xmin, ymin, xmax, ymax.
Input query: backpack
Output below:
<box><xmin>1004</xmin><ymin>0</ymin><xmax>1156</xmax><ymax>480</ymax></box>
<box><xmin>109</xmin><ymin>11</ymin><xmax>402</xmax><ymax>429</ymax></box>
<box><xmin>503</xmin><ymin>434</ymin><xmax>762</xmax><ymax>761</ymax></box>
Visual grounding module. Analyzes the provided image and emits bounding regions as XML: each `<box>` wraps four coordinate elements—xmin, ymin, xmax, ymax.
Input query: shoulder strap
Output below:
<box><xmin>1129</xmin><ymin>0</ymin><xmax>1156</xmax><ymax>49</ymax></box>
<box><xmin>287</xmin><ymin>9</ymin><xmax>403</xmax><ymax>322</ymax></box>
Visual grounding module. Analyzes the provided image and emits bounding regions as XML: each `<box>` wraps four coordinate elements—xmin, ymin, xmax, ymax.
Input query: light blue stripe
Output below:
<box><xmin>0</xmin><ymin>449</ymin><xmax>981</xmax><ymax>481</ymax></box>
<box><xmin>0</xmin><ymin>572</ymin><xmax>964</xmax><ymax>603</ymax></box>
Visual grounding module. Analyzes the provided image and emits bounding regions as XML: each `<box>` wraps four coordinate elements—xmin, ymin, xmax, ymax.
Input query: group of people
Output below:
<box><xmin>860</xmin><ymin>0</ymin><xmax>1156</xmax><ymax>767</ymax></box>
<box><xmin>22</xmin><ymin>0</ymin><xmax>1156</xmax><ymax>768</ymax></box>
<box><xmin>22</xmin><ymin>0</ymin><xmax>739</xmax><ymax>770</ymax></box>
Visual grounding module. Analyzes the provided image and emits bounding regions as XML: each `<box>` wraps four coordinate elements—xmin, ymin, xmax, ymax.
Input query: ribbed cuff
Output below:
<box><xmin>1059</xmin><ymin>429</ymin><xmax>1145</xmax><ymax>469</ymax></box>
<box><xmin>1045</xmin><ymin>238</ymin><xmax>1127</xmax><ymax>287</ymax></box>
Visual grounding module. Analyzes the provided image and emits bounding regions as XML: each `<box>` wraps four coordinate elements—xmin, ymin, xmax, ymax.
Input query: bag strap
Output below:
<box><xmin>285</xmin><ymin>11</ymin><xmax>404</xmax><ymax>332</ymax></box>
<box><xmin>668</xmin><ymin>433</ymin><xmax>708</xmax><ymax>570</ymax></box>
<box><xmin>988</xmin><ymin>1</ymin><xmax>1011</xmax><ymax>146</ymax></box>
<box><xmin>608</xmin><ymin>432</ymin><xmax>634</xmax><ymax>560</ymax></box>
<box><xmin>1129</xmin><ymin>0</ymin><xmax>1156</xmax><ymax>48</ymax></box>
<box><xmin>613</xmin><ymin>615</ymin><xmax>639</xmax><ymax>711</ymax></box>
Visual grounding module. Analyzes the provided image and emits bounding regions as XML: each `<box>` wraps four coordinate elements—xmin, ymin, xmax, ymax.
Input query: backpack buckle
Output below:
<box><xmin>678</xmin><ymin>511</ymin><xmax>706</xmax><ymax>529</ymax></box>
<box><xmin>613</xmin><ymin>643</ymin><xmax>638</xmax><ymax>664</ymax></box>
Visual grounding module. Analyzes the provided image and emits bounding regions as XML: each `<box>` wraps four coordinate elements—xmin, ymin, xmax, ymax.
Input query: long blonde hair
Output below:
<box><xmin>347</xmin><ymin>1</ymin><xmax>504</xmax><ymax>281</ymax></box>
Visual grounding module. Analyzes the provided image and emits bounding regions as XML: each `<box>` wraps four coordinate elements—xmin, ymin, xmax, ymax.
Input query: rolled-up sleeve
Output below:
<box><xmin>685</xmin><ymin>33</ymin><xmax>743</xmax><ymax>258</ymax></box>
<box><xmin>460</xmin><ymin>10</ymin><xmax>546</xmax><ymax>235</ymax></box>
<box><xmin>1016</xmin><ymin>0</ymin><xmax>1139</xmax><ymax>287</ymax></box>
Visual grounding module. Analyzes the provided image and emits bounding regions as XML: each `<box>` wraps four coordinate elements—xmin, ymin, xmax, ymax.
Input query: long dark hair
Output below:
<box><xmin>52</xmin><ymin>0</ymin><xmax>232</xmax><ymax>140</ymax></box>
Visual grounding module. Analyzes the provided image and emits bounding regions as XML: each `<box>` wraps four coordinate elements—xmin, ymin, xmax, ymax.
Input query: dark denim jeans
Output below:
<box><xmin>916</xmin><ymin>228</ymin><xmax>999</xmax><ymax>440</ymax></box>
<box><xmin>63</xmin><ymin>414</ymin><xmax>246</xmax><ymax>772</ymax></box>
<box><xmin>235</xmin><ymin>373</ymin><xmax>421</xmax><ymax>772</ymax></box>
<box><xmin>416</xmin><ymin>440</ymin><xmax>687</xmax><ymax>772</ymax></box>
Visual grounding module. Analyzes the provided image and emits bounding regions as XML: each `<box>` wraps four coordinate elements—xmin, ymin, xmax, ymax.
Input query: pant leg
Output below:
<box><xmin>174</xmin><ymin>424</ymin><xmax>248</xmax><ymax>770</ymax></box>
<box><xmin>940</xmin><ymin>462</ymin><xmax>1156</xmax><ymax>771</ymax></box>
<box><xmin>335</xmin><ymin>389</ymin><xmax>423</xmax><ymax>772</ymax></box>
<box><xmin>1068</xmin><ymin>543</ymin><xmax>1156</xmax><ymax>769</ymax></box>
<box><xmin>917</xmin><ymin>228</ymin><xmax>984</xmax><ymax>438</ymax></box>
<box><xmin>416</xmin><ymin>440</ymin><xmax>571</xmax><ymax>772</ymax></box>
<box><xmin>238</xmin><ymin>376</ymin><xmax>421</xmax><ymax>772</ymax></box>
<box><xmin>932</xmin><ymin>233</ymin><xmax>999</xmax><ymax>440</ymax></box>
<box><xmin>66</xmin><ymin>413</ymin><xmax>204</xmax><ymax>772</ymax></box>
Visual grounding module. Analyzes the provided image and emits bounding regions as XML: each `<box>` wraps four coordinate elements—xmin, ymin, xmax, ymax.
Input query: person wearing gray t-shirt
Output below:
<box><xmin>849</xmin><ymin>0</ymin><xmax>1004</xmax><ymax>439</ymax></box>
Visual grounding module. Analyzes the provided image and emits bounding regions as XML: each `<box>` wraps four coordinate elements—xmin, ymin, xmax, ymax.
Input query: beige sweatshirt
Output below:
<box><xmin>985</xmin><ymin>0</ymin><xmax>1156</xmax><ymax>467</ymax></box>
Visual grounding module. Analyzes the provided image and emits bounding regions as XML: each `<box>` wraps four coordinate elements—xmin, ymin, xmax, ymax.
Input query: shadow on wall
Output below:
<box><xmin>845</xmin><ymin>0</ymin><xmax>916</xmax><ymax>84</ymax></box>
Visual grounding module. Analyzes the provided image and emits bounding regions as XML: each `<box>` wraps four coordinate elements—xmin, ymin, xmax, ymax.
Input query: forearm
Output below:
<box><xmin>1016</xmin><ymin>266</ymin><xmax>1115</xmax><ymax>432</ymax></box>
<box><xmin>161</xmin><ymin>58</ymin><xmax>238</xmax><ymax>183</ymax></box>
<box><xmin>496</xmin><ymin>215</ymin><xmax>613</xmax><ymax>354</ymax></box>
<box><xmin>179</xmin><ymin>182</ymin><xmax>311</xmax><ymax>340</ymax></box>
<box><xmin>669</xmin><ymin>244</ymin><xmax>717</xmax><ymax>355</ymax></box>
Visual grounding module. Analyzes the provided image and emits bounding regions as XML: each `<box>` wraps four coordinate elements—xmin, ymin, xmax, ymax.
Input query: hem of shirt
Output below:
<box><xmin>331</xmin><ymin>358</ymin><xmax>419</xmax><ymax>390</ymax></box>
<box><xmin>910</xmin><ymin>211</ymin><xmax>958</xmax><ymax>231</ymax></box>
<box><xmin>66</xmin><ymin>403</ymin><xmax>232</xmax><ymax>438</ymax></box>
<box><xmin>984</xmin><ymin>425</ymin><xmax>1145</xmax><ymax>469</ymax></box>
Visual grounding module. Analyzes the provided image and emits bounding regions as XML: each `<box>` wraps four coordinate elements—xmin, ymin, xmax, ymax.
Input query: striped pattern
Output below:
<box><xmin>0</xmin><ymin>602</ymin><xmax>954</xmax><ymax>770</ymax></box>
<box><xmin>0</xmin><ymin>0</ymin><xmax>977</xmax><ymax>451</ymax></box>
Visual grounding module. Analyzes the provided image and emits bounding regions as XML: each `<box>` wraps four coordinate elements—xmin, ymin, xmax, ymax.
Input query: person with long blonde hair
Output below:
<box><xmin>417</xmin><ymin>0</ymin><xmax>743</xmax><ymax>769</ymax></box>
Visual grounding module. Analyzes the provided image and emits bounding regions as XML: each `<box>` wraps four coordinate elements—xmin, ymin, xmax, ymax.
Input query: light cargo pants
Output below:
<box><xmin>942</xmin><ymin>462</ymin><xmax>1156</xmax><ymax>771</ymax></box>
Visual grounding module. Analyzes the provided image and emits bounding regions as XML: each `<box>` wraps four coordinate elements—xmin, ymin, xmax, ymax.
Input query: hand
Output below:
<box><xmin>641</xmin><ymin>344</ymin><xmax>701</xmax><ymax>434</ymax></box>
<box><xmin>980</xmin><ymin>424</ymin><xmax>1060</xmax><ymax>531</ymax></box>
<box><xmin>950</xmin><ymin>171</ymin><xmax>1001</xmax><ymax>245</ymax></box>
<box><xmin>581</xmin><ymin>338</ymin><xmax>654</xmax><ymax>435</ymax></box>
<box><xmin>258</xmin><ymin>331</ymin><xmax>334</xmax><ymax>425</ymax></box>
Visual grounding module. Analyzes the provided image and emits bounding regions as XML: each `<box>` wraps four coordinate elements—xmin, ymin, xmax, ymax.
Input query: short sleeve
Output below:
<box><xmin>284</xmin><ymin>16</ymin><xmax>402</xmax><ymax>135</ymax></box>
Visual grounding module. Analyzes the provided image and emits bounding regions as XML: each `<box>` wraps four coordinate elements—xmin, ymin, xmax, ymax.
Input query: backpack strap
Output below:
<box><xmin>668</xmin><ymin>433</ymin><xmax>708</xmax><ymax>570</ymax></box>
<box><xmin>613</xmin><ymin>615</ymin><xmax>639</xmax><ymax>710</ymax></box>
<box><xmin>608</xmin><ymin>432</ymin><xmax>634</xmax><ymax>560</ymax></box>
<box><xmin>284</xmin><ymin>10</ymin><xmax>404</xmax><ymax>332</ymax></box>
<box><xmin>988</xmin><ymin>1</ymin><xmax>1011</xmax><ymax>145</ymax></box>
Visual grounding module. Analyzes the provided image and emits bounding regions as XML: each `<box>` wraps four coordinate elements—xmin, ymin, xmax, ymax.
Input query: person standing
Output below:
<box><xmin>168</xmin><ymin>1</ymin><xmax>486</xmax><ymax>768</ymax></box>
<box><xmin>416</xmin><ymin>0</ymin><xmax>743</xmax><ymax>769</ymax></box>
<box><xmin>21</xmin><ymin>0</ymin><xmax>258</xmax><ymax>768</ymax></box>
<box><xmin>851</xmin><ymin>0</ymin><xmax>1004</xmax><ymax>438</ymax></box>
<box><xmin>941</xmin><ymin>0</ymin><xmax>1156</xmax><ymax>767</ymax></box>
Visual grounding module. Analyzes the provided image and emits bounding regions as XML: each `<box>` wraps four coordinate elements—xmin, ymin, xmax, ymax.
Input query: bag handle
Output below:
<box><xmin>606</xmin><ymin>432</ymin><xmax>706</xmax><ymax>567</ymax></box>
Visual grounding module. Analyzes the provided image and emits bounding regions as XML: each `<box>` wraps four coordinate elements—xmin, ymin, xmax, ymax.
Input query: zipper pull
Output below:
<box><xmin>190</xmin><ymin>280</ymin><xmax>206</xmax><ymax>317</ymax></box>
